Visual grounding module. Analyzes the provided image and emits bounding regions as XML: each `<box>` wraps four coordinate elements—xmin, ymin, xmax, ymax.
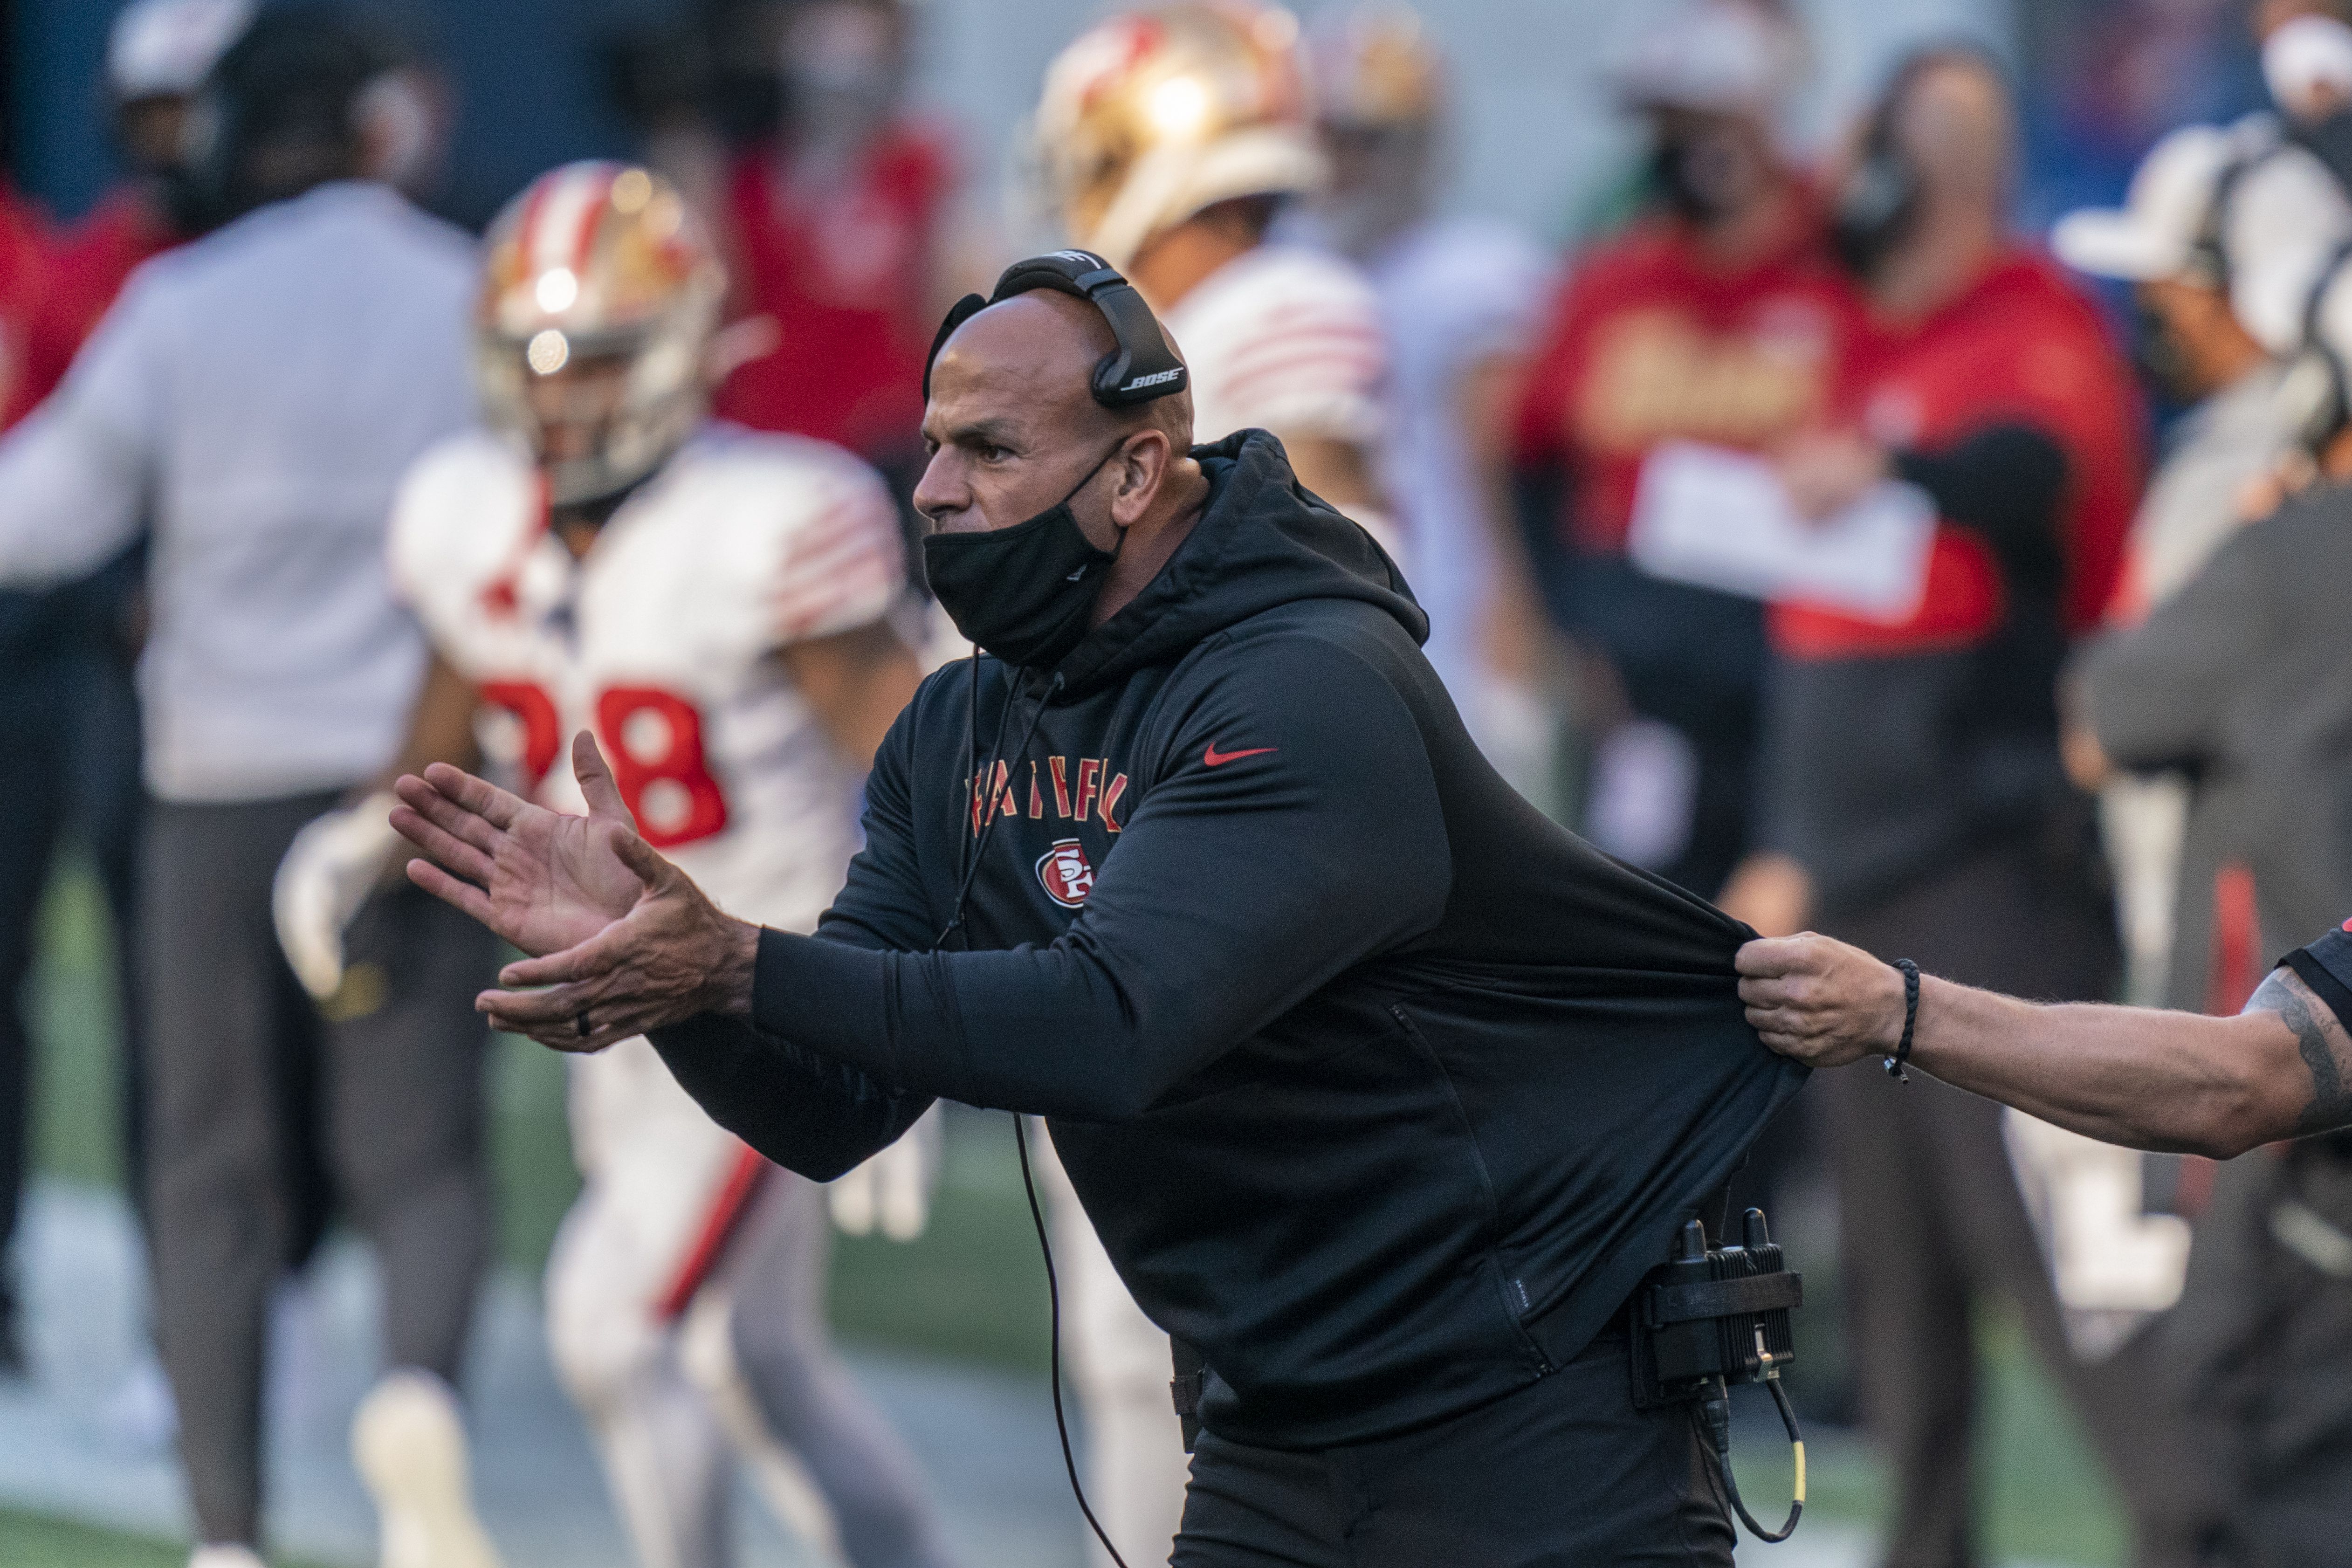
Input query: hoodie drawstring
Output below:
<box><xmin>937</xmin><ymin>658</ymin><xmax>1062</xmax><ymax>948</ymax></box>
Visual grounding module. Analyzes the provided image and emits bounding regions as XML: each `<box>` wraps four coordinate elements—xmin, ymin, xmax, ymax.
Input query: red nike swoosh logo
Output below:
<box><xmin>1203</xmin><ymin>743</ymin><xmax>1278</xmax><ymax>767</ymax></box>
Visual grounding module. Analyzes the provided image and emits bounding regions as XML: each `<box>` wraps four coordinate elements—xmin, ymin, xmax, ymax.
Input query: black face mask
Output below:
<box><xmin>2130</xmin><ymin>297</ymin><xmax>2200</xmax><ymax>403</ymax></box>
<box><xmin>1830</xmin><ymin>147</ymin><xmax>1920</xmax><ymax>281</ymax></box>
<box><xmin>921</xmin><ymin>445</ymin><xmax>1123</xmax><ymax>671</ymax></box>
<box><xmin>1651</xmin><ymin>135</ymin><xmax>1747</xmax><ymax>225</ymax></box>
<box><xmin>2301</xmin><ymin>106</ymin><xmax>2352</xmax><ymax>197</ymax></box>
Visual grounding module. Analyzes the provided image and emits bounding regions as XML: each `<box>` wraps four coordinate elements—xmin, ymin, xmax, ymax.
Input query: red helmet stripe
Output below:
<box><xmin>564</xmin><ymin>164</ymin><xmax>619</xmax><ymax>276</ymax></box>
<box><xmin>522</xmin><ymin>163</ymin><xmax>614</xmax><ymax>285</ymax></box>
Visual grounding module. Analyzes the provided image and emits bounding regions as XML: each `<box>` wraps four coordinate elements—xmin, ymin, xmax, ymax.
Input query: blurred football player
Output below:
<box><xmin>1022</xmin><ymin>7</ymin><xmax>1389</xmax><ymax>1562</ymax></box>
<box><xmin>1036</xmin><ymin>0</ymin><xmax>1389</xmax><ymax>547</ymax></box>
<box><xmin>275</xmin><ymin>159</ymin><xmax>959</xmax><ymax>1568</ymax></box>
<box><xmin>1293</xmin><ymin>5</ymin><xmax>1560</xmax><ymax>809</ymax></box>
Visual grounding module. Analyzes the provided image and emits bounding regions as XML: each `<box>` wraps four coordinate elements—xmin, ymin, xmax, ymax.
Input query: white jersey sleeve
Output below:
<box><xmin>735</xmin><ymin>429</ymin><xmax>908</xmax><ymax>648</ymax></box>
<box><xmin>1166</xmin><ymin>245</ymin><xmax>1386</xmax><ymax>447</ymax></box>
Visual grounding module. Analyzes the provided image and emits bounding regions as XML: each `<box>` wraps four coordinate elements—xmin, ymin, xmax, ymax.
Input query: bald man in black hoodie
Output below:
<box><xmin>391</xmin><ymin>267</ymin><xmax>1804</xmax><ymax>1566</ymax></box>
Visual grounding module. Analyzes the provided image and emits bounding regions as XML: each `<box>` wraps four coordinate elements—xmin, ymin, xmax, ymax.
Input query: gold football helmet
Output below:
<box><xmin>476</xmin><ymin>161</ymin><xmax>725</xmax><ymax>505</ymax></box>
<box><xmin>1034</xmin><ymin>1</ymin><xmax>1324</xmax><ymax>269</ymax></box>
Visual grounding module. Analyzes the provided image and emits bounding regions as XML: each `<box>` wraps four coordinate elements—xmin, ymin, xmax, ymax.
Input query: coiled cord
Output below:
<box><xmin>1693</xmin><ymin>1369</ymin><xmax>1805</xmax><ymax>1543</ymax></box>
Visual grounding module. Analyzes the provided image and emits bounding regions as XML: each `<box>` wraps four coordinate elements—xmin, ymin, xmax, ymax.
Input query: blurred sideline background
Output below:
<box><xmin>0</xmin><ymin>0</ymin><xmax>2281</xmax><ymax>1563</ymax></box>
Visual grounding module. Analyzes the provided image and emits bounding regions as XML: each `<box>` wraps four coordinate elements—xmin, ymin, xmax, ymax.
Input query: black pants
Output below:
<box><xmin>1822</xmin><ymin>844</ymin><xmax>2218</xmax><ymax>1568</ymax></box>
<box><xmin>1173</xmin><ymin>1327</ymin><xmax>1735</xmax><ymax>1568</ymax></box>
<box><xmin>140</xmin><ymin>792</ymin><xmax>496</xmax><ymax>1547</ymax></box>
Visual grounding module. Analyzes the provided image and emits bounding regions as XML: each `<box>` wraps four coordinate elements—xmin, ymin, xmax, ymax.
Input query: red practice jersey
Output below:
<box><xmin>1513</xmin><ymin>200</ymin><xmax>1864</xmax><ymax>556</ymax></box>
<box><xmin>0</xmin><ymin>186</ymin><xmax>178</xmax><ymax>431</ymax></box>
<box><xmin>713</xmin><ymin>123</ymin><xmax>952</xmax><ymax>461</ymax></box>
<box><xmin>0</xmin><ymin>185</ymin><xmax>52</xmax><ymax>430</ymax></box>
<box><xmin>1771</xmin><ymin>249</ymin><xmax>2143</xmax><ymax>659</ymax></box>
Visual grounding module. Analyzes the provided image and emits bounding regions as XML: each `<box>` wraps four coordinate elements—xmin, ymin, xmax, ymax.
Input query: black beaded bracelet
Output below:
<box><xmin>1884</xmin><ymin>958</ymin><xmax>1921</xmax><ymax>1081</ymax></box>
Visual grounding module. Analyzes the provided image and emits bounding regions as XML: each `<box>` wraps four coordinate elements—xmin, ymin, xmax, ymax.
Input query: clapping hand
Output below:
<box><xmin>392</xmin><ymin>730</ymin><xmax>648</xmax><ymax>961</ymax></box>
<box><xmin>392</xmin><ymin>731</ymin><xmax>760</xmax><ymax>1052</ymax></box>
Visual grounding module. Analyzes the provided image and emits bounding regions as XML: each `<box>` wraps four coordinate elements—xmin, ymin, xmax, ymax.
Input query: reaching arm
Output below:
<box><xmin>1733</xmin><ymin>931</ymin><xmax>2352</xmax><ymax>1159</ymax></box>
<box><xmin>649</xmin><ymin>681</ymin><xmax>937</xmax><ymax>1177</ymax></box>
<box><xmin>391</xmin><ymin>726</ymin><xmax>935</xmax><ymax>1178</ymax></box>
<box><xmin>407</xmin><ymin>636</ymin><xmax>1454</xmax><ymax>1122</ymax></box>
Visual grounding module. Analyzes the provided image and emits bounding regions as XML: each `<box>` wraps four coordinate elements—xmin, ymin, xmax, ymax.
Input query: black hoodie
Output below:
<box><xmin>652</xmin><ymin>430</ymin><xmax>1806</xmax><ymax>1448</ymax></box>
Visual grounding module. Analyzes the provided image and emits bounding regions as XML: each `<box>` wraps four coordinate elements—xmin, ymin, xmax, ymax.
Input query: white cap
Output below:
<box><xmin>1608</xmin><ymin>0</ymin><xmax>1802</xmax><ymax>118</ymax></box>
<box><xmin>2051</xmin><ymin>124</ymin><xmax>2235</xmax><ymax>282</ymax></box>
<box><xmin>2264</xmin><ymin>14</ymin><xmax>2352</xmax><ymax>124</ymax></box>
<box><xmin>106</xmin><ymin>0</ymin><xmax>254</xmax><ymax>101</ymax></box>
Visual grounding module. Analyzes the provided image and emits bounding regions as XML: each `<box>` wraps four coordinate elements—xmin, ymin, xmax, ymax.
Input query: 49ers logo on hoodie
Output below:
<box><xmin>1037</xmin><ymin>839</ymin><xmax>1096</xmax><ymax>907</ymax></box>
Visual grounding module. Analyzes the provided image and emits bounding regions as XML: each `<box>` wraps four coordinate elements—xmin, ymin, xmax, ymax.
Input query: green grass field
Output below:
<box><xmin>26</xmin><ymin>859</ymin><xmax>2127</xmax><ymax>1562</ymax></box>
<box><xmin>0</xmin><ymin>1507</ymin><xmax>338</xmax><ymax>1568</ymax></box>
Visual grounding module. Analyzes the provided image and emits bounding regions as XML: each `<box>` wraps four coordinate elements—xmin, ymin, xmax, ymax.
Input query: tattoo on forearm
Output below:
<box><xmin>2253</xmin><ymin>971</ymin><xmax>2352</xmax><ymax>1134</ymax></box>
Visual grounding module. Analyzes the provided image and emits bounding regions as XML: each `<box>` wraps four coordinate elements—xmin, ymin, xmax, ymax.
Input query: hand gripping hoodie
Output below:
<box><xmin>651</xmin><ymin>429</ymin><xmax>1807</xmax><ymax>1448</ymax></box>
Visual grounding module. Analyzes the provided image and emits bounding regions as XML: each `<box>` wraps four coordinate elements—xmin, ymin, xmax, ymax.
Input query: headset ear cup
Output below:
<box><xmin>1091</xmin><ymin>348</ymin><xmax>1130</xmax><ymax>404</ymax></box>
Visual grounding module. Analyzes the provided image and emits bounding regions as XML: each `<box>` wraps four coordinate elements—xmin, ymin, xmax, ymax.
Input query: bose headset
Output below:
<box><xmin>924</xmin><ymin>250</ymin><xmax>1189</xmax><ymax>407</ymax></box>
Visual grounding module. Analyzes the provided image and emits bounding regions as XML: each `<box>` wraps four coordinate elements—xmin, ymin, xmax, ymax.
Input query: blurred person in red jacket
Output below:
<box><xmin>0</xmin><ymin>0</ymin><xmax>251</xmax><ymax>1384</ymax></box>
<box><xmin>1720</xmin><ymin>49</ymin><xmax>2222</xmax><ymax>1568</ymax></box>
<box><xmin>0</xmin><ymin>185</ymin><xmax>50</xmax><ymax>440</ymax></box>
<box><xmin>708</xmin><ymin>0</ymin><xmax>958</xmax><ymax>482</ymax></box>
<box><xmin>1512</xmin><ymin>0</ymin><xmax>1862</xmax><ymax>900</ymax></box>
<box><xmin>27</xmin><ymin>0</ymin><xmax>256</xmax><ymax>404</ymax></box>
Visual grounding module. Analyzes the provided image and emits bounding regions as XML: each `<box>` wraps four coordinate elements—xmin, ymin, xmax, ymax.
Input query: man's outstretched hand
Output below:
<box><xmin>392</xmin><ymin>731</ymin><xmax>760</xmax><ymax>1052</ymax></box>
<box><xmin>1735</xmin><ymin>932</ymin><xmax>1908</xmax><ymax>1069</ymax></box>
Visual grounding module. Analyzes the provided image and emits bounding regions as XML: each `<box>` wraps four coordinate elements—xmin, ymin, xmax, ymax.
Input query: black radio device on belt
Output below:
<box><xmin>1631</xmin><ymin>1207</ymin><xmax>1808</xmax><ymax>1543</ymax></box>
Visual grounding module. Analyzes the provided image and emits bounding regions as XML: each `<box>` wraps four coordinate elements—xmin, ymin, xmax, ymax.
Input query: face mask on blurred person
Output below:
<box><xmin>1830</xmin><ymin>141</ymin><xmax>1921</xmax><ymax>280</ymax></box>
<box><xmin>784</xmin><ymin>3</ymin><xmax>897</xmax><ymax>144</ymax></box>
<box><xmin>2129</xmin><ymin>296</ymin><xmax>2201</xmax><ymax>402</ymax></box>
<box><xmin>920</xmin><ymin>444</ymin><xmax>1125</xmax><ymax>670</ymax></box>
<box><xmin>2300</xmin><ymin>104</ymin><xmax>2352</xmax><ymax>194</ymax></box>
<box><xmin>357</xmin><ymin>70</ymin><xmax>440</xmax><ymax>195</ymax></box>
<box><xmin>1650</xmin><ymin>129</ymin><xmax>1759</xmax><ymax>225</ymax></box>
<box><xmin>1315</xmin><ymin>124</ymin><xmax>1429</xmax><ymax>259</ymax></box>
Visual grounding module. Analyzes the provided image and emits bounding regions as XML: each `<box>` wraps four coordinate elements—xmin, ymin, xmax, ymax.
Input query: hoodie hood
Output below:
<box><xmin>1046</xmin><ymin>428</ymin><xmax>1426</xmax><ymax>698</ymax></box>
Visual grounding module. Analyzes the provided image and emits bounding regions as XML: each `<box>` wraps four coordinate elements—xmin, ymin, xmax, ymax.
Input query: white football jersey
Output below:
<box><xmin>389</xmin><ymin>422</ymin><xmax>906</xmax><ymax>935</ymax></box>
<box><xmin>1162</xmin><ymin>242</ymin><xmax>1385</xmax><ymax>447</ymax></box>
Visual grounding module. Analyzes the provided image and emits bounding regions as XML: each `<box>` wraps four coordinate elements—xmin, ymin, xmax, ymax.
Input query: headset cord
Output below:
<box><xmin>938</xmin><ymin>660</ymin><xmax>1059</xmax><ymax>949</ymax></box>
<box><xmin>1692</xmin><ymin>1369</ymin><xmax>1804</xmax><ymax>1544</ymax></box>
<box><xmin>936</xmin><ymin>657</ymin><xmax>1126</xmax><ymax>1563</ymax></box>
<box><xmin>1016</xmin><ymin>1114</ymin><xmax>1134</xmax><ymax>1568</ymax></box>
